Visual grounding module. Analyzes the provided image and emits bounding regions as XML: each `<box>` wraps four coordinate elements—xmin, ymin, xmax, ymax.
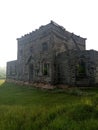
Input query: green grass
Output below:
<box><xmin>0</xmin><ymin>80</ymin><xmax>98</xmax><ymax>129</ymax></box>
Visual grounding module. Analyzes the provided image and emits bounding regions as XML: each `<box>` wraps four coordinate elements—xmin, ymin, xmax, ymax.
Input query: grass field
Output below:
<box><xmin>1</xmin><ymin>80</ymin><xmax>98</xmax><ymax>129</ymax></box>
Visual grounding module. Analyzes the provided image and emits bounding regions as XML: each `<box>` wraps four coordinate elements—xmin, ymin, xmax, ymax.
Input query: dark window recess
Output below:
<box><xmin>42</xmin><ymin>42</ymin><xmax>48</xmax><ymax>51</ymax></box>
<box><xmin>43</xmin><ymin>63</ymin><xmax>49</xmax><ymax>76</ymax></box>
<box><xmin>76</xmin><ymin>60</ymin><xmax>86</xmax><ymax>78</ymax></box>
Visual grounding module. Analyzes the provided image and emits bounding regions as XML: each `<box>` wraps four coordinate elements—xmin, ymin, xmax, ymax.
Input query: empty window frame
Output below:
<box><xmin>43</xmin><ymin>63</ymin><xmax>50</xmax><ymax>76</ymax></box>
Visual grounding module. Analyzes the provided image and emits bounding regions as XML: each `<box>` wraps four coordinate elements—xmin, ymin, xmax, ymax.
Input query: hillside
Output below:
<box><xmin>0</xmin><ymin>80</ymin><xmax>98</xmax><ymax>130</ymax></box>
<box><xmin>0</xmin><ymin>67</ymin><xmax>6</xmax><ymax>79</ymax></box>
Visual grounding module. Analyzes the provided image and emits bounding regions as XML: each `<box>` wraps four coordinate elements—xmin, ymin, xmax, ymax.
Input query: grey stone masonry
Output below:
<box><xmin>6</xmin><ymin>21</ymin><xmax>98</xmax><ymax>87</ymax></box>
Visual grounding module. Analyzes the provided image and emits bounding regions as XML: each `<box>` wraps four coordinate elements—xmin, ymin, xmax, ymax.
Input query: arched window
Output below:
<box><xmin>43</xmin><ymin>63</ymin><xmax>50</xmax><ymax>76</ymax></box>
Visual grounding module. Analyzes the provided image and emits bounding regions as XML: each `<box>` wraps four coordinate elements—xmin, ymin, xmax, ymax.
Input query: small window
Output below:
<box><xmin>42</xmin><ymin>42</ymin><xmax>48</xmax><ymax>51</ymax></box>
<box><xmin>43</xmin><ymin>63</ymin><xmax>50</xmax><ymax>76</ymax></box>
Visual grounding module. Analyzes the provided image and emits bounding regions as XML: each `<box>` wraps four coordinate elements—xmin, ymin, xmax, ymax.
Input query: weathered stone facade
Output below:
<box><xmin>6</xmin><ymin>21</ymin><xmax>98</xmax><ymax>86</ymax></box>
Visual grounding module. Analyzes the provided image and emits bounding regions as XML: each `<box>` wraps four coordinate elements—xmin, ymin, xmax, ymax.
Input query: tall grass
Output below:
<box><xmin>0</xmin><ymin>80</ymin><xmax>98</xmax><ymax>129</ymax></box>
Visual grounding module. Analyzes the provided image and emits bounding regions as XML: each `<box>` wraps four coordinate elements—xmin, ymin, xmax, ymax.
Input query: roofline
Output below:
<box><xmin>17</xmin><ymin>20</ymin><xmax>87</xmax><ymax>41</ymax></box>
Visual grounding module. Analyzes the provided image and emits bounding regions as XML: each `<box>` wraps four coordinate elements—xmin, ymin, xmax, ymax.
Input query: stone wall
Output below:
<box><xmin>6</xmin><ymin>60</ymin><xmax>17</xmax><ymax>80</ymax></box>
<box><xmin>55</xmin><ymin>50</ymin><xmax>98</xmax><ymax>86</ymax></box>
<box><xmin>17</xmin><ymin>34</ymin><xmax>53</xmax><ymax>83</ymax></box>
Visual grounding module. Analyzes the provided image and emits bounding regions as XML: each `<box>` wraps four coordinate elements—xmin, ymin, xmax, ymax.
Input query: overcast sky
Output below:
<box><xmin>0</xmin><ymin>0</ymin><xmax>98</xmax><ymax>67</ymax></box>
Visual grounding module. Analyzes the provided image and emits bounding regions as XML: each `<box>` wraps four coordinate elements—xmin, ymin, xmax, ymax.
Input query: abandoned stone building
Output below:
<box><xmin>6</xmin><ymin>21</ymin><xmax>98</xmax><ymax>86</ymax></box>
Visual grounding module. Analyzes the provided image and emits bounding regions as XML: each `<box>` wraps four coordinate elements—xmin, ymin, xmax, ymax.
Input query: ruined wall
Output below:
<box><xmin>54</xmin><ymin>52</ymin><xmax>70</xmax><ymax>84</ymax></box>
<box><xmin>91</xmin><ymin>50</ymin><xmax>98</xmax><ymax>84</ymax></box>
<box><xmin>17</xmin><ymin>28</ymin><xmax>55</xmax><ymax>83</ymax></box>
<box><xmin>50</xmin><ymin>22</ymin><xmax>86</xmax><ymax>52</ymax></box>
<box><xmin>6</xmin><ymin>60</ymin><xmax>17</xmax><ymax>80</ymax></box>
<box><xmin>55</xmin><ymin>50</ymin><xmax>98</xmax><ymax>86</ymax></box>
<box><xmin>67</xmin><ymin>50</ymin><xmax>97</xmax><ymax>86</ymax></box>
<box><xmin>50</xmin><ymin>24</ymin><xmax>86</xmax><ymax>85</ymax></box>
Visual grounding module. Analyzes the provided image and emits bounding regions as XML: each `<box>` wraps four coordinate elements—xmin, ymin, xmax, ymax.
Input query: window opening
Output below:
<box><xmin>43</xmin><ymin>63</ymin><xmax>49</xmax><ymax>76</ymax></box>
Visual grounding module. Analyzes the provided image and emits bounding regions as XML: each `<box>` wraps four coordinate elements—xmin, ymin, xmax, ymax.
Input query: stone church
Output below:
<box><xmin>6</xmin><ymin>21</ymin><xmax>98</xmax><ymax>86</ymax></box>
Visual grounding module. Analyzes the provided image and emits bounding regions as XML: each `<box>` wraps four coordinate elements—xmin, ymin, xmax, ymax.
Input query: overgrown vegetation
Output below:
<box><xmin>0</xmin><ymin>80</ymin><xmax>98</xmax><ymax>129</ymax></box>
